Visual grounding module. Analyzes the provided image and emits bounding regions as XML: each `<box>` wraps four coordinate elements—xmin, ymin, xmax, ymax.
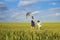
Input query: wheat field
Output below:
<box><xmin>0</xmin><ymin>23</ymin><xmax>60</xmax><ymax>40</ymax></box>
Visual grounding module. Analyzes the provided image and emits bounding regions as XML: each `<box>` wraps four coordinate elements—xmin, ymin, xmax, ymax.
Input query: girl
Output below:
<box><xmin>31</xmin><ymin>16</ymin><xmax>35</xmax><ymax>29</ymax></box>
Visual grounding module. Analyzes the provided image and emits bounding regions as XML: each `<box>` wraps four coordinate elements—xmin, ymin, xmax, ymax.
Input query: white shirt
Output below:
<box><xmin>37</xmin><ymin>22</ymin><xmax>41</xmax><ymax>27</ymax></box>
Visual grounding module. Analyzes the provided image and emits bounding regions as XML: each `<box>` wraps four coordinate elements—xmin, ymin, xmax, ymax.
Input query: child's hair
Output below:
<box><xmin>37</xmin><ymin>20</ymin><xmax>40</xmax><ymax>22</ymax></box>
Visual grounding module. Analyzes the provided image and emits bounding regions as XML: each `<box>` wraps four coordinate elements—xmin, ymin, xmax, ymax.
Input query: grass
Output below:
<box><xmin>0</xmin><ymin>22</ymin><xmax>60</xmax><ymax>40</ymax></box>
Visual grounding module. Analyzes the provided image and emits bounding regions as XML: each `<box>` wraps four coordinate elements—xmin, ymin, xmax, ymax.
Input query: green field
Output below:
<box><xmin>0</xmin><ymin>23</ymin><xmax>60</xmax><ymax>40</ymax></box>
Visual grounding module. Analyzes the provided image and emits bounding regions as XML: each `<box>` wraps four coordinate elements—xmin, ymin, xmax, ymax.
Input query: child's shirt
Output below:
<box><xmin>37</xmin><ymin>22</ymin><xmax>41</xmax><ymax>27</ymax></box>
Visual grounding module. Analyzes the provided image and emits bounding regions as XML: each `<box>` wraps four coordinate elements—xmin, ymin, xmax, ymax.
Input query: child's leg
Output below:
<box><xmin>31</xmin><ymin>26</ymin><xmax>34</xmax><ymax>29</ymax></box>
<box><xmin>32</xmin><ymin>27</ymin><xmax>34</xmax><ymax>29</ymax></box>
<box><xmin>38</xmin><ymin>25</ymin><xmax>40</xmax><ymax>29</ymax></box>
<box><xmin>38</xmin><ymin>25</ymin><xmax>41</xmax><ymax>29</ymax></box>
<box><xmin>40</xmin><ymin>25</ymin><xmax>42</xmax><ymax>29</ymax></box>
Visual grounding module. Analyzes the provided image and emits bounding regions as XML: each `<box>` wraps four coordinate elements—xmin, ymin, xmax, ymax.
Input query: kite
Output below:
<box><xmin>26</xmin><ymin>12</ymin><xmax>31</xmax><ymax>19</ymax></box>
<box><xmin>26</xmin><ymin>11</ymin><xmax>39</xmax><ymax>19</ymax></box>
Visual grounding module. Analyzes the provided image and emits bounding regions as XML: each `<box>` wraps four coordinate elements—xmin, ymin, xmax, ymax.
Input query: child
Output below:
<box><xmin>31</xmin><ymin>16</ymin><xmax>35</xmax><ymax>29</ymax></box>
<box><xmin>37</xmin><ymin>20</ymin><xmax>42</xmax><ymax>29</ymax></box>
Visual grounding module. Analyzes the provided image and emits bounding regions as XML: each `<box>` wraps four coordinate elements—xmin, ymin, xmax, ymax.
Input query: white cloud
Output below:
<box><xmin>48</xmin><ymin>8</ymin><xmax>60</xmax><ymax>11</ymax></box>
<box><xmin>5</xmin><ymin>0</ymin><xmax>17</xmax><ymax>2</ymax></box>
<box><xmin>0</xmin><ymin>2</ymin><xmax>4</xmax><ymax>4</ymax></box>
<box><xmin>11</xmin><ymin>11</ymin><xmax>19</xmax><ymax>18</ymax></box>
<box><xmin>11</xmin><ymin>10</ymin><xmax>26</xmax><ymax>20</ymax></box>
<box><xmin>52</xmin><ymin>13</ymin><xmax>60</xmax><ymax>16</ymax></box>
<box><xmin>18</xmin><ymin>1</ymin><xmax>36</xmax><ymax>7</ymax></box>
<box><xmin>18</xmin><ymin>0</ymin><xmax>58</xmax><ymax>7</ymax></box>
<box><xmin>0</xmin><ymin>2</ymin><xmax>8</xmax><ymax>12</ymax></box>
<box><xmin>40</xmin><ymin>8</ymin><xmax>60</xmax><ymax>18</ymax></box>
<box><xmin>32</xmin><ymin>11</ymin><xmax>40</xmax><ymax>14</ymax></box>
<box><xmin>49</xmin><ymin>2</ymin><xmax>57</xmax><ymax>6</ymax></box>
<box><xmin>18</xmin><ymin>0</ymin><xmax>48</xmax><ymax>7</ymax></box>
<box><xmin>52</xmin><ymin>2</ymin><xmax>56</xmax><ymax>5</ymax></box>
<box><xmin>43</xmin><ymin>13</ymin><xmax>60</xmax><ymax>18</ymax></box>
<box><xmin>20</xmin><ymin>0</ymin><xmax>55</xmax><ymax>1</ymax></box>
<box><xmin>0</xmin><ymin>2</ymin><xmax>5</xmax><ymax>7</ymax></box>
<box><xmin>45</xmin><ymin>8</ymin><xmax>60</xmax><ymax>13</ymax></box>
<box><xmin>0</xmin><ymin>15</ymin><xmax>6</xmax><ymax>18</ymax></box>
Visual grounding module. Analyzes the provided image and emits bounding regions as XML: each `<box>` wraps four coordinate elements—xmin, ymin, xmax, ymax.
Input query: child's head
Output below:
<box><xmin>37</xmin><ymin>20</ymin><xmax>40</xmax><ymax>23</ymax></box>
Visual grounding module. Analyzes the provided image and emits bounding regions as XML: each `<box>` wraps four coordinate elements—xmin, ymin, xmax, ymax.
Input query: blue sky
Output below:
<box><xmin>0</xmin><ymin>0</ymin><xmax>60</xmax><ymax>22</ymax></box>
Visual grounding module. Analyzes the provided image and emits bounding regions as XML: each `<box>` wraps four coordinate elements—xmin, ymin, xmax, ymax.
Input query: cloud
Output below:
<box><xmin>51</xmin><ymin>2</ymin><xmax>56</xmax><ymax>5</ymax></box>
<box><xmin>0</xmin><ymin>2</ymin><xmax>4</xmax><ymax>7</ymax></box>
<box><xmin>38</xmin><ymin>8</ymin><xmax>60</xmax><ymax>18</ymax></box>
<box><xmin>0</xmin><ymin>12</ymin><xmax>9</xmax><ymax>22</ymax></box>
<box><xmin>42</xmin><ymin>13</ymin><xmax>60</xmax><ymax>18</ymax></box>
<box><xmin>43</xmin><ymin>8</ymin><xmax>60</xmax><ymax>14</ymax></box>
<box><xmin>21</xmin><ymin>0</ymin><xmax>56</xmax><ymax>1</ymax></box>
<box><xmin>0</xmin><ymin>2</ymin><xmax>8</xmax><ymax>13</ymax></box>
<box><xmin>0</xmin><ymin>2</ymin><xmax>9</xmax><ymax>22</ymax></box>
<box><xmin>52</xmin><ymin>13</ymin><xmax>60</xmax><ymax>16</ymax></box>
<box><xmin>18</xmin><ymin>1</ymin><xmax>35</xmax><ymax>7</ymax></box>
<box><xmin>48</xmin><ymin>8</ymin><xmax>60</xmax><ymax>10</ymax></box>
<box><xmin>10</xmin><ymin>10</ymin><xmax>26</xmax><ymax>20</ymax></box>
<box><xmin>0</xmin><ymin>15</ymin><xmax>6</xmax><ymax>18</ymax></box>
<box><xmin>0</xmin><ymin>2</ymin><xmax>8</xmax><ymax>11</ymax></box>
<box><xmin>31</xmin><ymin>11</ymin><xmax>40</xmax><ymax>14</ymax></box>
<box><xmin>18</xmin><ymin>0</ymin><xmax>48</xmax><ymax>7</ymax></box>
<box><xmin>11</xmin><ymin>10</ymin><xmax>19</xmax><ymax>18</ymax></box>
<box><xmin>5</xmin><ymin>0</ymin><xmax>17</xmax><ymax>2</ymax></box>
<box><xmin>18</xmin><ymin>0</ymin><xmax>59</xmax><ymax>7</ymax></box>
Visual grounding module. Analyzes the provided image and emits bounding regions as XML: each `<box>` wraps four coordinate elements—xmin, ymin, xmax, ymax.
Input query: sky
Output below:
<box><xmin>0</xmin><ymin>0</ymin><xmax>60</xmax><ymax>22</ymax></box>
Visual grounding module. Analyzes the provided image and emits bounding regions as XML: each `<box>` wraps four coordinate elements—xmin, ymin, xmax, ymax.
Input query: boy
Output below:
<box><xmin>37</xmin><ymin>20</ymin><xmax>42</xmax><ymax>29</ymax></box>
